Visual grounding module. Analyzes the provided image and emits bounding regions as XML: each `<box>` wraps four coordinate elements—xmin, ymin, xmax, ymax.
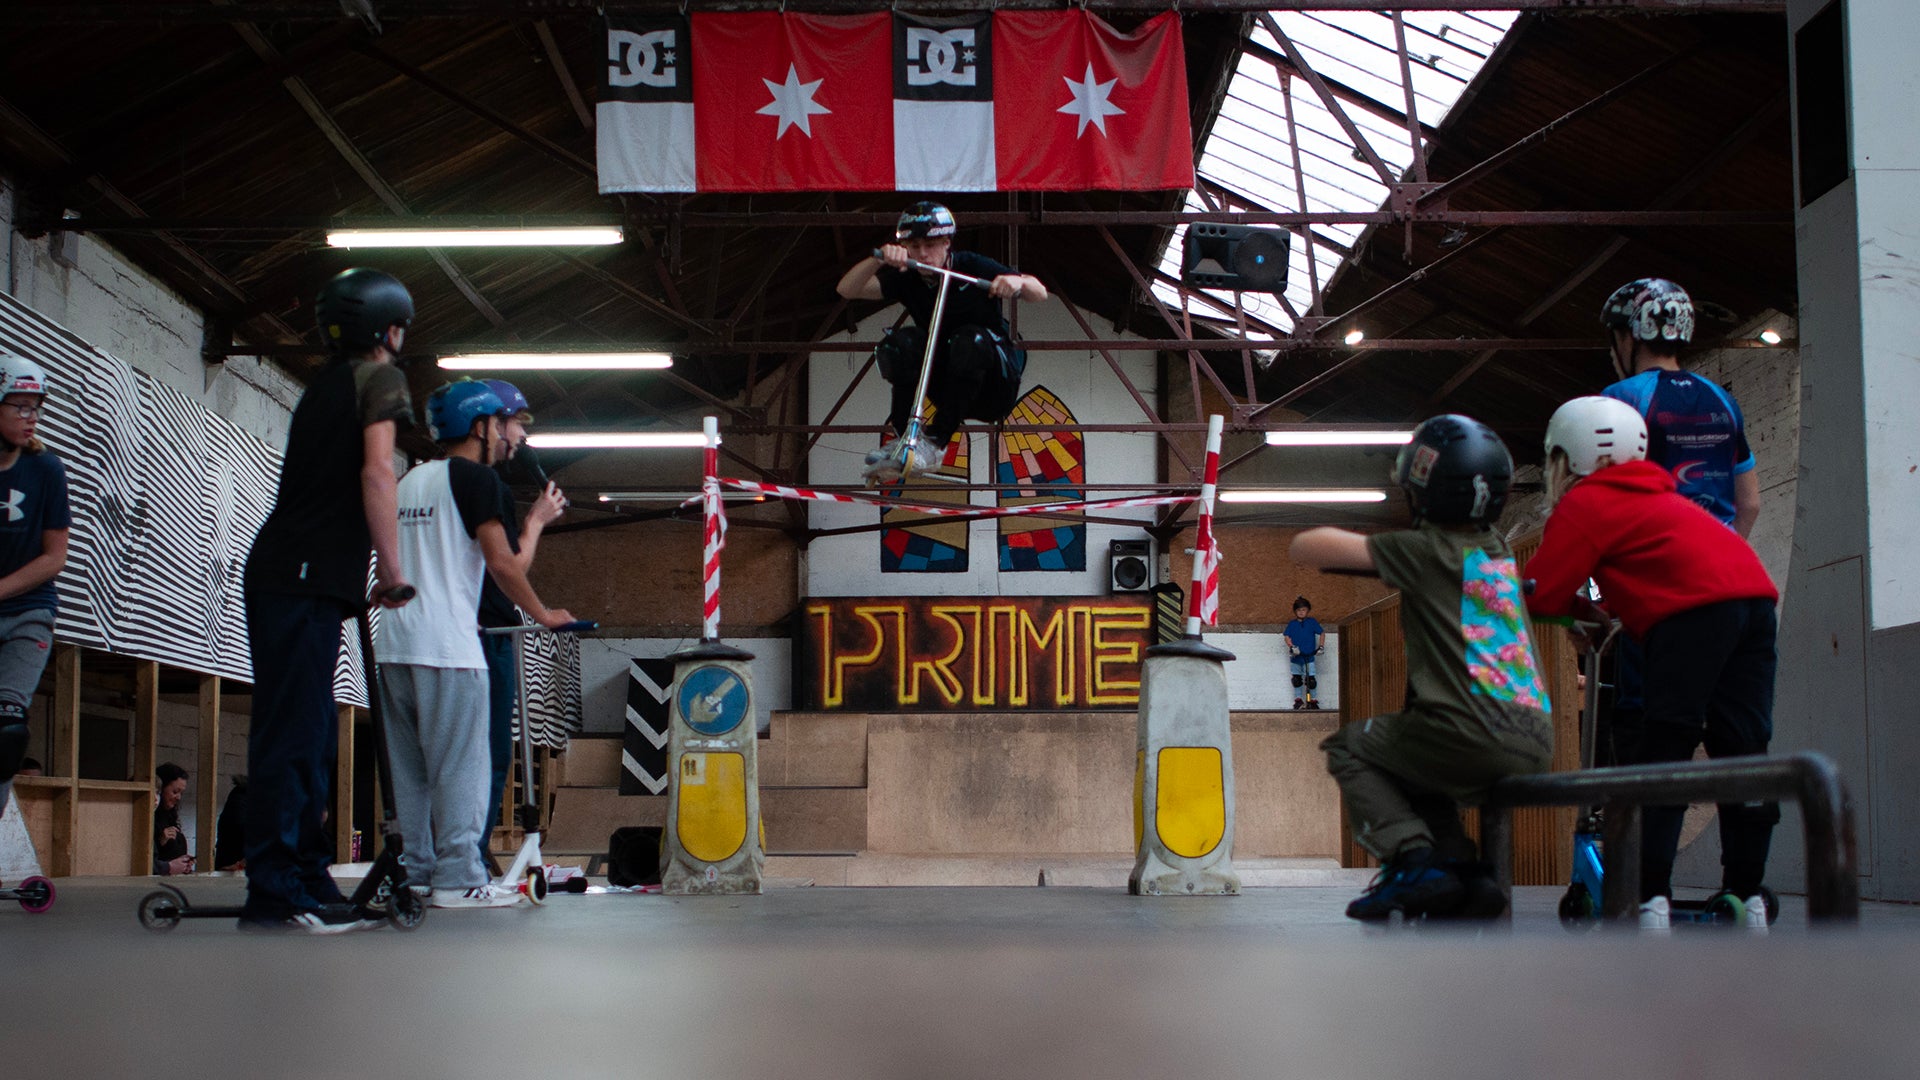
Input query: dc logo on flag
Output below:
<box><xmin>609</xmin><ymin>29</ymin><xmax>678</xmax><ymax>89</ymax></box>
<box><xmin>601</xmin><ymin>16</ymin><xmax>692</xmax><ymax>105</ymax></box>
<box><xmin>893</xmin><ymin>13</ymin><xmax>991</xmax><ymax>103</ymax></box>
<box><xmin>904</xmin><ymin>28</ymin><xmax>977</xmax><ymax>88</ymax></box>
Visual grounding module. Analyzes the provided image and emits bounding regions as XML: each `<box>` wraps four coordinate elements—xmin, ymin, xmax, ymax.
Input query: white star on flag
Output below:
<box><xmin>757</xmin><ymin>64</ymin><xmax>831</xmax><ymax>139</ymax></box>
<box><xmin>1057</xmin><ymin>63</ymin><xmax>1124</xmax><ymax>138</ymax></box>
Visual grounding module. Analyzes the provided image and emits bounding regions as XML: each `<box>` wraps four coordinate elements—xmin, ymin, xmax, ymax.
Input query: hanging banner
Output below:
<box><xmin>597</xmin><ymin>9</ymin><xmax>1192</xmax><ymax>193</ymax></box>
<box><xmin>797</xmin><ymin>595</ymin><xmax>1154</xmax><ymax>711</ymax></box>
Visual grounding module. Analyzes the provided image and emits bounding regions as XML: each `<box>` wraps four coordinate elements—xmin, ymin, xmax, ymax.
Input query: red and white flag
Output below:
<box><xmin>994</xmin><ymin>11</ymin><xmax>1193</xmax><ymax>191</ymax></box>
<box><xmin>597</xmin><ymin>10</ymin><xmax>1191</xmax><ymax>193</ymax></box>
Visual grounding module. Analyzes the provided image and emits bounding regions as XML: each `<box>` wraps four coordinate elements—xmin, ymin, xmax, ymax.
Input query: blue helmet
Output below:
<box><xmin>482</xmin><ymin>379</ymin><xmax>532</xmax><ymax>420</ymax></box>
<box><xmin>426</xmin><ymin>379</ymin><xmax>507</xmax><ymax>443</ymax></box>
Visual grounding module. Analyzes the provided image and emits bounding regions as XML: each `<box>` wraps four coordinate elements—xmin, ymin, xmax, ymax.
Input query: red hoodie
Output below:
<box><xmin>1525</xmin><ymin>459</ymin><xmax>1777</xmax><ymax>638</ymax></box>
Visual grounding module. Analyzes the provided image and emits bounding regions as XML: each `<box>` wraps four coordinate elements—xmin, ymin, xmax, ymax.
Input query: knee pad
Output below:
<box><xmin>1292</xmin><ymin>673</ymin><xmax>1304</xmax><ymax>688</ymax></box>
<box><xmin>0</xmin><ymin>721</ymin><xmax>26</xmax><ymax>783</ymax></box>
<box><xmin>875</xmin><ymin>326</ymin><xmax>925</xmax><ymax>384</ymax></box>
<box><xmin>1305</xmin><ymin>675</ymin><xmax>1318</xmax><ymax>691</ymax></box>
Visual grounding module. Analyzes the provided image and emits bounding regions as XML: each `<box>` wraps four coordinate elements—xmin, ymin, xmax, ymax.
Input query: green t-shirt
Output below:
<box><xmin>1366</xmin><ymin>523</ymin><xmax>1551</xmax><ymax>720</ymax></box>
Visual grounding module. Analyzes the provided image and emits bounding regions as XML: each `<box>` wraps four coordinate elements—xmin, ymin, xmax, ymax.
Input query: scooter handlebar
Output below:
<box><xmin>870</xmin><ymin>248</ymin><xmax>989</xmax><ymax>288</ymax></box>
<box><xmin>481</xmin><ymin>620</ymin><xmax>600</xmax><ymax>636</ymax></box>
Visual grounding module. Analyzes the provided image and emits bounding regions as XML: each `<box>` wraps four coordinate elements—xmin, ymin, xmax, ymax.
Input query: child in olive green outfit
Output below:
<box><xmin>1291</xmin><ymin>414</ymin><xmax>1553</xmax><ymax>921</ymax></box>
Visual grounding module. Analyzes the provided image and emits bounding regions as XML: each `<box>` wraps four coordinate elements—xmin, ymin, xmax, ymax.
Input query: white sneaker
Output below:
<box><xmin>430</xmin><ymin>883</ymin><xmax>522</xmax><ymax>909</ymax></box>
<box><xmin>1743</xmin><ymin>894</ymin><xmax>1770</xmax><ymax>934</ymax></box>
<box><xmin>1638</xmin><ymin>895</ymin><xmax>1671</xmax><ymax>933</ymax></box>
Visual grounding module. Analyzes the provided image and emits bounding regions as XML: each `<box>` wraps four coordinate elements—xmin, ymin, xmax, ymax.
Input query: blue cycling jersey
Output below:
<box><xmin>1602</xmin><ymin>369</ymin><xmax>1753</xmax><ymax>526</ymax></box>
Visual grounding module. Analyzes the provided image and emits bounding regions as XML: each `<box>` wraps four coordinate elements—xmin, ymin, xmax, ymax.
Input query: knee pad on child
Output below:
<box><xmin>1291</xmin><ymin>673</ymin><xmax>1304</xmax><ymax>688</ymax></box>
<box><xmin>1305</xmin><ymin>675</ymin><xmax>1318</xmax><ymax>691</ymax></box>
<box><xmin>0</xmin><ymin>720</ymin><xmax>26</xmax><ymax>783</ymax></box>
<box><xmin>875</xmin><ymin>326</ymin><xmax>926</xmax><ymax>384</ymax></box>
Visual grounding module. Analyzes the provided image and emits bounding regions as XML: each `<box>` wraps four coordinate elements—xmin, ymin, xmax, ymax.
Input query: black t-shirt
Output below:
<box><xmin>0</xmin><ymin>450</ymin><xmax>72</xmax><ymax>617</ymax></box>
<box><xmin>244</xmin><ymin>359</ymin><xmax>413</xmax><ymax>606</ymax></box>
<box><xmin>477</xmin><ymin>467</ymin><xmax>523</xmax><ymax>630</ymax></box>
<box><xmin>877</xmin><ymin>250</ymin><xmax>1016</xmax><ymax>339</ymax></box>
<box><xmin>445</xmin><ymin>456</ymin><xmax>517</xmax><ymax>542</ymax></box>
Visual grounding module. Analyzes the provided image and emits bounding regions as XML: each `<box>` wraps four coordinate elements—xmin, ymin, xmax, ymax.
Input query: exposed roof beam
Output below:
<box><xmin>0</xmin><ymin>1</ymin><xmax>1791</xmax><ymax>25</ymax></box>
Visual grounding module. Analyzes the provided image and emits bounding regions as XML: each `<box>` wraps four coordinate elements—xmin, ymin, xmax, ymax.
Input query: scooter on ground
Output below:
<box><xmin>138</xmin><ymin>589</ymin><xmax>426</xmax><ymax>932</ymax></box>
<box><xmin>482</xmin><ymin>618</ymin><xmax>597</xmax><ymax>904</ymax></box>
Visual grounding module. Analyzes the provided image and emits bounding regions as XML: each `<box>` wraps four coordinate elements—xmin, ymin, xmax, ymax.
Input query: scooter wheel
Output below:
<box><xmin>137</xmin><ymin>889</ymin><xmax>183</xmax><ymax>933</ymax></box>
<box><xmin>18</xmin><ymin>875</ymin><xmax>54</xmax><ymax>913</ymax></box>
<box><xmin>388</xmin><ymin>887</ymin><xmax>426</xmax><ymax>931</ymax></box>
<box><xmin>1704</xmin><ymin>892</ymin><xmax>1747</xmax><ymax>925</ymax></box>
<box><xmin>1558</xmin><ymin>883</ymin><xmax>1599</xmax><ymax>931</ymax></box>
<box><xmin>525</xmin><ymin>865</ymin><xmax>549</xmax><ymax>906</ymax></box>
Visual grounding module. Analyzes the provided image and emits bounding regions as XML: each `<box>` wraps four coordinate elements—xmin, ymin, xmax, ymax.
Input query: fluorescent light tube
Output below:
<box><xmin>326</xmin><ymin>227</ymin><xmax>623</xmax><ymax>249</ymax></box>
<box><xmin>1217</xmin><ymin>489</ymin><xmax>1390</xmax><ymax>503</ymax></box>
<box><xmin>526</xmin><ymin>432</ymin><xmax>706</xmax><ymax>449</ymax></box>
<box><xmin>438</xmin><ymin>353</ymin><xmax>672</xmax><ymax>370</ymax></box>
<box><xmin>1265</xmin><ymin>430</ymin><xmax>1414</xmax><ymax>447</ymax></box>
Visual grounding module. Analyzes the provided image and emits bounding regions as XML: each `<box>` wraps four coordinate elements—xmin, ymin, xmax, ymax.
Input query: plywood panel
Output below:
<box><xmin>75</xmin><ymin>789</ymin><xmax>136</xmax><ymax>876</ymax></box>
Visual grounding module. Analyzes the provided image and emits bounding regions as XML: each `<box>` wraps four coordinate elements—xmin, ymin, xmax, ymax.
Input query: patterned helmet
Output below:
<box><xmin>482</xmin><ymin>379</ymin><xmax>532</xmax><ymax>421</ymax></box>
<box><xmin>316</xmin><ymin>267</ymin><xmax>415</xmax><ymax>354</ymax></box>
<box><xmin>895</xmin><ymin>201</ymin><xmax>956</xmax><ymax>240</ymax></box>
<box><xmin>0</xmin><ymin>353</ymin><xmax>49</xmax><ymax>398</ymax></box>
<box><xmin>1600</xmin><ymin>278</ymin><xmax>1695</xmax><ymax>345</ymax></box>
<box><xmin>1392</xmin><ymin>414</ymin><xmax>1513</xmax><ymax>526</ymax></box>
<box><xmin>1545</xmin><ymin>396</ymin><xmax>1649</xmax><ymax>477</ymax></box>
<box><xmin>426</xmin><ymin>379</ymin><xmax>507</xmax><ymax>443</ymax></box>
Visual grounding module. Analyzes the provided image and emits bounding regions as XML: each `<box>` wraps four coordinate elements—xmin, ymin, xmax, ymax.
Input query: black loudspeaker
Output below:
<box><xmin>1182</xmin><ymin>224</ymin><xmax>1290</xmax><ymax>292</ymax></box>
<box><xmin>1110</xmin><ymin>539</ymin><xmax>1154</xmax><ymax>593</ymax></box>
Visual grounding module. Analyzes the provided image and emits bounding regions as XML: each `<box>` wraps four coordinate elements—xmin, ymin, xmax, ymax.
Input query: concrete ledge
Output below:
<box><xmin>761</xmin><ymin>853</ymin><xmax>1373</xmax><ymax>888</ymax></box>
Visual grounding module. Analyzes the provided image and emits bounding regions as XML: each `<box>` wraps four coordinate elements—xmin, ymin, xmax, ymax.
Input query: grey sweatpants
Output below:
<box><xmin>379</xmin><ymin>662</ymin><xmax>491</xmax><ymax>891</ymax></box>
<box><xmin>1322</xmin><ymin>701</ymin><xmax>1553</xmax><ymax>861</ymax></box>
<box><xmin>0</xmin><ymin>609</ymin><xmax>54</xmax><ymax>820</ymax></box>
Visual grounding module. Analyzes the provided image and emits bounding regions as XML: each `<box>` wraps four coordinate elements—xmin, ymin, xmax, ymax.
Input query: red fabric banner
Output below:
<box><xmin>692</xmin><ymin>12</ymin><xmax>894</xmax><ymax>192</ymax></box>
<box><xmin>992</xmin><ymin>11</ymin><xmax>1194</xmax><ymax>191</ymax></box>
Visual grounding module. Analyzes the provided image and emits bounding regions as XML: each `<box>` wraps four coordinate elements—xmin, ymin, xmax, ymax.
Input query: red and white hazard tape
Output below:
<box><xmin>715</xmin><ymin>477</ymin><xmax>1190</xmax><ymax>519</ymax></box>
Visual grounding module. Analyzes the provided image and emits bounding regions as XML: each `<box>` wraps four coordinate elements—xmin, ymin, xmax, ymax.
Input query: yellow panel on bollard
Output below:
<box><xmin>1131</xmin><ymin>639</ymin><xmax>1241</xmax><ymax>896</ymax></box>
<box><xmin>662</xmin><ymin>643</ymin><xmax>764</xmax><ymax>895</ymax></box>
<box><xmin>1154</xmin><ymin>747</ymin><xmax>1225</xmax><ymax>859</ymax></box>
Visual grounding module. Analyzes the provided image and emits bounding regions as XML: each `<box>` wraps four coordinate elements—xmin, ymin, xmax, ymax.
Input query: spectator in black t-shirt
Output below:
<box><xmin>472</xmin><ymin>379</ymin><xmax>568</xmax><ymax>866</ymax></box>
<box><xmin>153</xmin><ymin>761</ymin><xmax>192</xmax><ymax>876</ymax></box>
<box><xmin>213</xmin><ymin>774</ymin><xmax>248</xmax><ymax>872</ymax></box>
<box><xmin>836</xmin><ymin>201</ymin><xmax>1046</xmax><ymax>479</ymax></box>
<box><xmin>238</xmin><ymin>267</ymin><xmax>417</xmax><ymax>934</ymax></box>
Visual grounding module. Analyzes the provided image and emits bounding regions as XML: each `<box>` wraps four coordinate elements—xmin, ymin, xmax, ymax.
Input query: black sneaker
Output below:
<box><xmin>1432</xmin><ymin>859</ymin><xmax>1507</xmax><ymax>920</ymax></box>
<box><xmin>1293</xmin><ymin>697</ymin><xmax>1305</xmax><ymax>710</ymax></box>
<box><xmin>238</xmin><ymin>904</ymin><xmax>379</xmax><ymax>935</ymax></box>
<box><xmin>1345</xmin><ymin>847</ymin><xmax>1466</xmax><ymax>921</ymax></box>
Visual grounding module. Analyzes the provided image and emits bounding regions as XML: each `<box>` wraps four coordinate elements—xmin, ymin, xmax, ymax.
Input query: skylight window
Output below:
<box><xmin>1155</xmin><ymin>11</ymin><xmax>1519</xmax><ymax>338</ymax></box>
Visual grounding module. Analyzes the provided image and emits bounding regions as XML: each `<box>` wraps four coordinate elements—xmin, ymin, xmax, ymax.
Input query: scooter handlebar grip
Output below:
<box><xmin>555</xmin><ymin>620</ymin><xmax>599</xmax><ymax>634</ymax></box>
<box><xmin>377</xmin><ymin>584</ymin><xmax>416</xmax><ymax>604</ymax></box>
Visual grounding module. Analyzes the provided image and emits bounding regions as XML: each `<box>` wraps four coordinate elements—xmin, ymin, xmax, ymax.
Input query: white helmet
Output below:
<box><xmin>1545</xmin><ymin>396</ymin><xmax>1647</xmax><ymax>477</ymax></box>
<box><xmin>0</xmin><ymin>354</ymin><xmax>50</xmax><ymax>398</ymax></box>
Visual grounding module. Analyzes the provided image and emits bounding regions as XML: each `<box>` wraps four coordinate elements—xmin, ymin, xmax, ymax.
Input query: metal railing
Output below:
<box><xmin>1479</xmin><ymin>751</ymin><xmax>1860</xmax><ymax>924</ymax></box>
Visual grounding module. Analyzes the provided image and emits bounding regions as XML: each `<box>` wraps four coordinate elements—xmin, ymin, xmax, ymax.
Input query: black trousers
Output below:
<box><xmin>880</xmin><ymin>324</ymin><xmax>1020</xmax><ymax>446</ymax></box>
<box><xmin>1633</xmin><ymin>597</ymin><xmax>1780</xmax><ymax>900</ymax></box>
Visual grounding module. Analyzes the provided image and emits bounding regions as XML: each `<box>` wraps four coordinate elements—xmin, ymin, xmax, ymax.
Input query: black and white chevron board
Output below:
<box><xmin>0</xmin><ymin>292</ymin><xmax>581</xmax><ymax>747</ymax></box>
<box><xmin>621</xmin><ymin>657</ymin><xmax>674</xmax><ymax>795</ymax></box>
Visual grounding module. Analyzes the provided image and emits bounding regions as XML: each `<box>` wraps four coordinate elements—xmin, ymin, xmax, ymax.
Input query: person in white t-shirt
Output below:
<box><xmin>377</xmin><ymin>379</ymin><xmax>574</xmax><ymax>909</ymax></box>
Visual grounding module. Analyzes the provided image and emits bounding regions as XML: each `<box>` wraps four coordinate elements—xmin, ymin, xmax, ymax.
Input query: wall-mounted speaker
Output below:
<box><xmin>1181</xmin><ymin>224</ymin><xmax>1290</xmax><ymax>293</ymax></box>
<box><xmin>1110</xmin><ymin>539</ymin><xmax>1154</xmax><ymax>593</ymax></box>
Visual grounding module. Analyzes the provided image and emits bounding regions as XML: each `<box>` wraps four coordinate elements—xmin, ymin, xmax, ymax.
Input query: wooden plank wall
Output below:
<box><xmin>1333</xmin><ymin>530</ymin><xmax>1580</xmax><ymax>886</ymax></box>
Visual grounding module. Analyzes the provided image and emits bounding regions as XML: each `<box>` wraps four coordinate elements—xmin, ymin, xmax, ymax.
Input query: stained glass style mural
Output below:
<box><xmin>997</xmin><ymin>386</ymin><xmax>1086</xmax><ymax>572</ymax></box>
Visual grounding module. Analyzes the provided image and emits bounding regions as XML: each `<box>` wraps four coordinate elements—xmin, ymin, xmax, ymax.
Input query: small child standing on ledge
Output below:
<box><xmin>1291</xmin><ymin>414</ymin><xmax>1552</xmax><ymax>922</ymax></box>
<box><xmin>1283</xmin><ymin>596</ymin><xmax>1324</xmax><ymax>710</ymax></box>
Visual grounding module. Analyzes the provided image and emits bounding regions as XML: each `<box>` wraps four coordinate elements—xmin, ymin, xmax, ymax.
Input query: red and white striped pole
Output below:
<box><xmin>701</xmin><ymin>415</ymin><xmax>723</xmax><ymax>643</ymax></box>
<box><xmin>1185</xmin><ymin>413</ymin><xmax>1224</xmax><ymax>638</ymax></box>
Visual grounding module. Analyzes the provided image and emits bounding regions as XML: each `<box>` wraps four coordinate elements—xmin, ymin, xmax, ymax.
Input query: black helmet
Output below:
<box><xmin>1600</xmin><ymin>277</ymin><xmax>1694</xmax><ymax>345</ymax></box>
<box><xmin>316</xmin><ymin>268</ymin><xmax>415</xmax><ymax>355</ymax></box>
<box><xmin>1392</xmin><ymin>414</ymin><xmax>1513</xmax><ymax>526</ymax></box>
<box><xmin>895</xmin><ymin>201</ymin><xmax>956</xmax><ymax>240</ymax></box>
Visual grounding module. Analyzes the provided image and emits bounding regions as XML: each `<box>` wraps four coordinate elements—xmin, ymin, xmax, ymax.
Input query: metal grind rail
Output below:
<box><xmin>1478</xmin><ymin>751</ymin><xmax>1859</xmax><ymax>925</ymax></box>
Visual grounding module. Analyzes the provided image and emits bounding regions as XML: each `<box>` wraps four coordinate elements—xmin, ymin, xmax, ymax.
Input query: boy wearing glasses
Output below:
<box><xmin>0</xmin><ymin>353</ymin><xmax>69</xmax><ymax>826</ymax></box>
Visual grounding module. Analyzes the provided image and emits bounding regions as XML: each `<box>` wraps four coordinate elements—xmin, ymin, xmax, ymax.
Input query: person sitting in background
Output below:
<box><xmin>153</xmin><ymin>761</ymin><xmax>192</xmax><ymax>876</ymax></box>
